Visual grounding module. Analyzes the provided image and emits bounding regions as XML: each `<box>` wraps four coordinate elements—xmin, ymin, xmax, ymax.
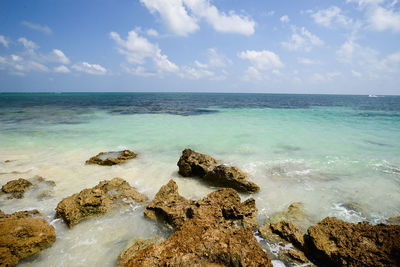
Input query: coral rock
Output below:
<box><xmin>86</xmin><ymin>150</ymin><xmax>137</xmax><ymax>166</ymax></box>
<box><xmin>1</xmin><ymin>178</ymin><xmax>32</xmax><ymax>199</ymax></box>
<box><xmin>177</xmin><ymin>148</ymin><xmax>217</xmax><ymax>177</ymax></box>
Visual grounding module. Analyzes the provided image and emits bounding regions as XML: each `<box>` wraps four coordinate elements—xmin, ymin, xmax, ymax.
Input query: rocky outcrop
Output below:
<box><xmin>177</xmin><ymin>149</ymin><xmax>259</xmax><ymax>194</ymax></box>
<box><xmin>307</xmin><ymin>217</ymin><xmax>400</xmax><ymax>266</ymax></box>
<box><xmin>144</xmin><ymin>179</ymin><xmax>258</xmax><ymax>230</ymax></box>
<box><xmin>387</xmin><ymin>216</ymin><xmax>400</xmax><ymax>225</ymax></box>
<box><xmin>124</xmin><ymin>180</ymin><xmax>271</xmax><ymax>266</ymax></box>
<box><xmin>117</xmin><ymin>237</ymin><xmax>165</xmax><ymax>267</ymax></box>
<box><xmin>0</xmin><ymin>209</ymin><xmax>56</xmax><ymax>266</ymax></box>
<box><xmin>1</xmin><ymin>178</ymin><xmax>32</xmax><ymax>199</ymax></box>
<box><xmin>56</xmin><ymin>178</ymin><xmax>147</xmax><ymax>228</ymax></box>
<box><xmin>85</xmin><ymin>150</ymin><xmax>137</xmax><ymax>166</ymax></box>
<box><xmin>268</xmin><ymin>202</ymin><xmax>314</xmax><ymax>231</ymax></box>
<box><xmin>1</xmin><ymin>176</ymin><xmax>56</xmax><ymax>200</ymax></box>
<box><xmin>177</xmin><ymin>148</ymin><xmax>217</xmax><ymax>177</ymax></box>
<box><xmin>204</xmin><ymin>165</ymin><xmax>260</xmax><ymax>193</ymax></box>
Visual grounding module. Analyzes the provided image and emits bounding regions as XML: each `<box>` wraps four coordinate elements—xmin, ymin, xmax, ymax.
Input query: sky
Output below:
<box><xmin>0</xmin><ymin>0</ymin><xmax>400</xmax><ymax>94</ymax></box>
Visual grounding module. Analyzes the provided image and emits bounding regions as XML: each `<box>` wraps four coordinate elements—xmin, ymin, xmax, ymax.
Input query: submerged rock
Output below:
<box><xmin>268</xmin><ymin>202</ymin><xmax>314</xmax><ymax>231</ymax></box>
<box><xmin>177</xmin><ymin>149</ymin><xmax>259</xmax><ymax>193</ymax></box>
<box><xmin>0</xmin><ymin>209</ymin><xmax>56</xmax><ymax>266</ymax></box>
<box><xmin>144</xmin><ymin>179</ymin><xmax>258</xmax><ymax>230</ymax></box>
<box><xmin>177</xmin><ymin>148</ymin><xmax>217</xmax><ymax>177</ymax></box>
<box><xmin>85</xmin><ymin>150</ymin><xmax>137</xmax><ymax>166</ymax></box>
<box><xmin>1</xmin><ymin>178</ymin><xmax>32</xmax><ymax>199</ymax></box>
<box><xmin>56</xmin><ymin>178</ymin><xmax>147</xmax><ymax>228</ymax></box>
<box><xmin>1</xmin><ymin>176</ymin><xmax>56</xmax><ymax>200</ymax></box>
<box><xmin>124</xmin><ymin>180</ymin><xmax>271</xmax><ymax>266</ymax></box>
<box><xmin>204</xmin><ymin>164</ymin><xmax>260</xmax><ymax>193</ymax></box>
<box><xmin>307</xmin><ymin>217</ymin><xmax>400</xmax><ymax>266</ymax></box>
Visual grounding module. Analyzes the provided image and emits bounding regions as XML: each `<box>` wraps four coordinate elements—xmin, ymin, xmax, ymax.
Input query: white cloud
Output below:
<box><xmin>0</xmin><ymin>35</ymin><xmax>9</xmax><ymax>48</ymax></box>
<box><xmin>238</xmin><ymin>50</ymin><xmax>284</xmax><ymax>70</ymax></box>
<box><xmin>110</xmin><ymin>30</ymin><xmax>178</xmax><ymax>74</ymax></box>
<box><xmin>146</xmin><ymin>28</ymin><xmax>159</xmax><ymax>37</ymax></box>
<box><xmin>18</xmin><ymin>37</ymin><xmax>38</xmax><ymax>50</ymax></box>
<box><xmin>352</xmin><ymin>70</ymin><xmax>362</xmax><ymax>77</ymax></box>
<box><xmin>298</xmin><ymin>57</ymin><xmax>321</xmax><ymax>65</ymax></box>
<box><xmin>310</xmin><ymin>6</ymin><xmax>352</xmax><ymax>27</ymax></box>
<box><xmin>140</xmin><ymin>0</ymin><xmax>255</xmax><ymax>36</ymax></box>
<box><xmin>21</xmin><ymin>21</ymin><xmax>52</xmax><ymax>35</ymax></box>
<box><xmin>282</xmin><ymin>27</ymin><xmax>324</xmax><ymax>52</ymax></box>
<box><xmin>195</xmin><ymin>48</ymin><xmax>231</xmax><ymax>69</ymax></box>
<box><xmin>72</xmin><ymin>62</ymin><xmax>107</xmax><ymax>75</ymax></box>
<box><xmin>54</xmin><ymin>65</ymin><xmax>71</xmax><ymax>73</ymax></box>
<box><xmin>180</xmin><ymin>66</ymin><xmax>214</xmax><ymax>79</ymax></box>
<box><xmin>311</xmin><ymin>72</ymin><xmax>341</xmax><ymax>82</ymax></box>
<box><xmin>242</xmin><ymin>66</ymin><xmax>265</xmax><ymax>81</ymax></box>
<box><xmin>280</xmin><ymin>15</ymin><xmax>290</xmax><ymax>23</ymax></box>
<box><xmin>50</xmin><ymin>49</ymin><xmax>70</xmax><ymax>64</ymax></box>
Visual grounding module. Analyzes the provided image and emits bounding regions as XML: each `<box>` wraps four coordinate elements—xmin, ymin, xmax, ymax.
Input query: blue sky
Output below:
<box><xmin>0</xmin><ymin>0</ymin><xmax>399</xmax><ymax>94</ymax></box>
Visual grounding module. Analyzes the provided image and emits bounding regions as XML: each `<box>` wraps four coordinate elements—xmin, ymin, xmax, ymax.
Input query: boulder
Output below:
<box><xmin>177</xmin><ymin>148</ymin><xmax>217</xmax><ymax>177</ymax></box>
<box><xmin>144</xmin><ymin>179</ymin><xmax>258</xmax><ymax>230</ymax></box>
<box><xmin>1</xmin><ymin>178</ymin><xmax>32</xmax><ymax>199</ymax></box>
<box><xmin>307</xmin><ymin>217</ymin><xmax>400</xmax><ymax>266</ymax></box>
<box><xmin>56</xmin><ymin>178</ymin><xmax>147</xmax><ymax>228</ymax></box>
<box><xmin>204</xmin><ymin>165</ymin><xmax>260</xmax><ymax>193</ymax></box>
<box><xmin>86</xmin><ymin>150</ymin><xmax>137</xmax><ymax>166</ymax></box>
<box><xmin>0</xmin><ymin>209</ymin><xmax>56</xmax><ymax>266</ymax></box>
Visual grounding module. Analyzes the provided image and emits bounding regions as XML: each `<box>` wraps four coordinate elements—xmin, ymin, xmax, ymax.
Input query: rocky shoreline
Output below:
<box><xmin>1</xmin><ymin>149</ymin><xmax>400</xmax><ymax>266</ymax></box>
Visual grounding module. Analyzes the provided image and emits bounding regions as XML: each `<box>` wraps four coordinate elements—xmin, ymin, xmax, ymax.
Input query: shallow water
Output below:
<box><xmin>0</xmin><ymin>93</ymin><xmax>399</xmax><ymax>266</ymax></box>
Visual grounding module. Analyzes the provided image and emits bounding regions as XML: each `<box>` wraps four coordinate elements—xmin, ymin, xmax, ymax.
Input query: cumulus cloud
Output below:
<box><xmin>72</xmin><ymin>62</ymin><xmax>107</xmax><ymax>75</ymax></box>
<box><xmin>140</xmin><ymin>0</ymin><xmax>255</xmax><ymax>36</ymax></box>
<box><xmin>54</xmin><ymin>65</ymin><xmax>71</xmax><ymax>73</ymax></box>
<box><xmin>282</xmin><ymin>27</ymin><xmax>324</xmax><ymax>52</ymax></box>
<box><xmin>49</xmin><ymin>49</ymin><xmax>70</xmax><ymax>64</ymax></box>
<box><xmin>0</xmin><ymin>35</ymin><xmax>9</xmax><ymax>48</ymax></box>
<box><xmin>146</xmin><ymin>28</ymin><xmax>159</xmax><ymax>37</ymax></box>
<box><xmin>110</xmin><ymin>29</ymin><xmax>178</xmax><ymax>75</ymax></box>
<box><xmin>238</xmin><ymin>50</ymin><xmax>284</xmax><ymax>70</ymax></box>
<box><xmin>180</xmin><ymin>66</ymin><xmax>214</xmax><ymax>79</ymax></box>
<box><xmin>21</xmin><ymin>21</ymin><xmax>52</xmax><ymax>35</ymax></box>
<box><xmin>280</xmin><ymin>15</ymin><xmax>290</xmax><ymax>23</ymax></box>
<box><xmin>310</xmin><ymin>6</ymin><xmax>353</xmax><ymax>27</ymax></box>
<box><xmin>195</xmin><ymin>48</ymin><xmax>231</xmax><ymax>69</ymax></box>
<box><xmin>18</xmin><ymin>37</ymin><xmax>39</xmax><ymax>50</ymax></box>
<box><xmin>298</xmin><ymin>57</ymin><xmax>321</xmax><ymax>65</ymax></box>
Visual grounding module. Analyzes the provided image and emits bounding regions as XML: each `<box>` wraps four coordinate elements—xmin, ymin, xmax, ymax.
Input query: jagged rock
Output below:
<box><xmin>117</xmin><ymin>237</ymin><xmax>165</xmax><ymax>267</ymax></box>
<box><xmin>1</xmin><ymin>178</ymin><xmax>32</xmax><ymax>199</ymax></box>
<box><xmin>0</xmin><ymin>210</ymin><xmax>55</xmax><ymax>266</ymax></box>
<box><xmin>270</xmin><ymin>221</ymin><xmax>305</xmax><ymax>249</ymax></box>
<box><xmin>131</xmin><ymin>180</ymin><xmax>270</xmax><ymax>266</ymax></box>
<box><xmin>56</xmin><ymin>178</ymin><xmax>147</xmax><ymax>228</ymax></box>
<box><xmin>144</xmin><ymin>179</ymin><xmax>258</xmax><ymax>230</ymax></box>
<box><xmin>86</xmin><ymin>150</ymin><xmax>137</xmax><ymax>166</ymax></box>
<box><xmin>126</xmin><ymin>219</ymin><xmax>272</xmax><ymax>267</ymax></box>
<box><xmin>307</xmin><ymin>217</ymin><xmax>400</xmax><ymax>266</ymax></box>
<box><xmin>204</xmin><ymin>165</ymin><xmax>260</xmax><ymax>193</ymax></box>
<box><xmin>177</xmin><ymin>148</ymin><xmax>217</xmax><ymax>177</ymax></box>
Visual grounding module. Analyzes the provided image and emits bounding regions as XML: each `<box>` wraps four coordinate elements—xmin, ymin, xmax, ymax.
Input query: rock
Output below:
<box><xmin>131</xmin><ymin>180</ymin><xmax>270</xmax><ymax>266</ymax></box>
<box><xmin>1</xmin><ymin>178</ymin><xmax>32</xmax><ymax>199</ymax></box>
<box><xmin>86</xmin><ymin>150</ymin><xmax>137</xmax><ymax>166</ymax></box>
<box><xmin>0</xmin><ymin>210</ymin><xmax>56</xmax><ymax>266</ymax></box>
<box><xmin>268</xmin><ymin>202</ymin><xmax>314</xmax><ymax>232</ymax></box>
<box><xmin>144</xmin><ymin>179</ymin><xmax>258</xmax><ymax>230</ymax></box>
<box><xmin>117</xmin><ymin>237</ymin><xmax>165</xmax><ymax>267</ymax></box>
<box><xmin>307</xmin><ymin>217</ymin><xmax>400</xmax><ymax>266</ymax></box>
<box><xmin>177</xmin><ymin>148</ymin><xmax>217</xmax><ymax>177</ymax></box>
<box><xmin>387</xmin><ymin>216</ymin><xmax>400</xmax><ymax>225</ymax></box>
<box><xmin>270</xmin><ymin>221</ymin><xmax>305</xmax><ymax>249</ymax></box>
<box><xmin>56</xmin><ymin>178</ymin><xmax>147</xmax><ymax>228</ymax></box>
<box><xmin>204</xmin><ymin>165</ymin><xmax>260</xmax><ymax>193</ymax></box>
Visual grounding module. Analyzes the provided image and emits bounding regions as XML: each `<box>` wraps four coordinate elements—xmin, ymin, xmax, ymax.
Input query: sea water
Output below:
<box><xmin>0</xmin><ymin>93</ymin><xmax>399</xmax><ymax>266</ymax></box>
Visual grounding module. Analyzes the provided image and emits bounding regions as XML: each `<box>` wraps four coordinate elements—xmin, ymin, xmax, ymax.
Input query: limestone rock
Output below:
<box><xmin>307</xmin><ymin>217</ymin><xmax>400</xmax><ymax>266</ymax></box>
<box><xmin>387</xmin><ymin>216</ymin><xmax>400</xmax><ymax>225</ymax></box>
<box><xmin>204</xmin><ymin>165</ymin><xmax>260</xmax><ymax>193</ymax></box>
<box><xmin>118</xmin><ymin>237</ymin><xmax>165</xmax><ymax>267</ymax></box>
<box><xmin>177</xmin><ymin>148</ymin><xmax>217</xmax><ymax>177</ymax></box>
<box><xmin>0</xmin><ymin>210</ymin><xmax>55</xmax><ymax>266</ymax></box>
<box><xmin>270</xmin><ymin>221</ymin><xmax>305</xmax><ymax>249</ymax></box>
<box><xmin>86</xmin><ymin>150</ymin><xmax>137</xmax><ymax>166</ymax></box>
<box><xmin>1</xmin><ymin>178</ymin><xmax>32</xmax><ymax>199</ymax></box>
<box><xmin>56</xmin><ymin>178</ymin><xmax>147</xmax><ymax>228</ymax></box>
<box><xmin>268</xmin><ymin>202</ymin><xmax>314</xmax><ymax>231</ymax></box>
<box><xmin>144</xmin><ymin>179</ymin><xmax>258</xmax><ymax>230</ymax></box>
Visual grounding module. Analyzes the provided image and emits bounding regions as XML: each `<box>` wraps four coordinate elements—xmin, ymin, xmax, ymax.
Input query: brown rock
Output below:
<box><xmin>387</xmin><ymin>216</ymin><xmax>400</xmax><ymax>225</ymax></box>
<box><xmin>56</xmin><ymin>177</ymin><xmax>147</xmax><ymax>228</ymax></box>
<box><xmin>268</xmin><ymin>202</ymin><xmax>314</xmax><ymax>231</ymax></box>
<box><xmin>0</xmin><ymin>210</ymin><xmax>56</xmax><ymax>266</ymax></box>
<box><xmin>1</xmin><ymin>178</ymin><xmax>32</xmax><ymax>199</ymax></box>
<box><xmin>204</xmin><ymin>164</ymin><xmax>260</xmax><ymax>193</ymax></box>
<box><xmin>86</xmin><ymin>150</ymin><xmax>137</xmax><ymax>166</ymax></box>
<box><xmin>118</xmin><ymin>237</ymin><xmax>165</xmax><ymax>267</ymax></box>
<box><xmin>126</xmin><ymin>219</ymin><xmax>271</xmax><ymax>267</ymax></box>
<box><xmin>307</xmin><ymin>217</ymin><xmax>400</xmax><ymax>266</ymax></box>
<box><xmin>177</xmin><ymin>148</ymin><xmax>217</xmax><ymax>177</ymax></box>
<box><xmin>270</xmin><ymin>221</ymin><xmax>306</xmax><ymax>249</ymax></box>
<box><xmin>144</xmin><ymin>179</ymin><xmax>258</xmax><ymax>230</ymax></box>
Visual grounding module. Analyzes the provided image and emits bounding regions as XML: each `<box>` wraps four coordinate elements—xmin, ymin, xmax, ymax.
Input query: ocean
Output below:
<box><xmin>1</xmin><ymin>93</ymin><xmax>400</xmax><ymax>266</ymax></box>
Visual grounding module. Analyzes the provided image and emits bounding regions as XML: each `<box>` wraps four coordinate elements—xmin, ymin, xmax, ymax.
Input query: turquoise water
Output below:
<box><xmin>0</xmin><ymin>93</ymin><xmax>400</xmax><ymax>266</ymax></box>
